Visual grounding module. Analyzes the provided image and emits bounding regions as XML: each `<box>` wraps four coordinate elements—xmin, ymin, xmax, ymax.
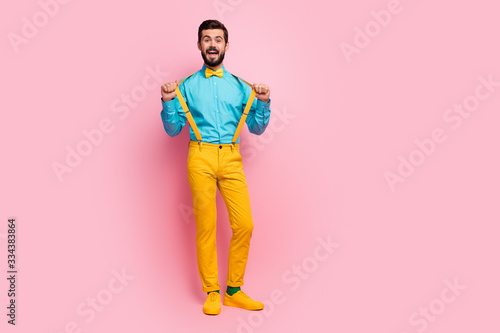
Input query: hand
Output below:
<box><xmin>161</xmin><ymin>80</ymin><xmax>179</xmax><ymax>102</ymax></box>
<box><xmin>252</xmin><ymin>83</ymin><xmax>270</xmax><ymax>103</ymax></box>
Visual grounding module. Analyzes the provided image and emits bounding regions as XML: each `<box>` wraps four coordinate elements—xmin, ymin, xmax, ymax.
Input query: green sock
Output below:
<box><xmin>226</xmin><ymin>286</ymin><xmax>241</xmax><ymax>296</ymax></box>
<box><xmin>207</xmin><ymin>290</ymin><xmax>220</xmax><ymax>295</ymax></box>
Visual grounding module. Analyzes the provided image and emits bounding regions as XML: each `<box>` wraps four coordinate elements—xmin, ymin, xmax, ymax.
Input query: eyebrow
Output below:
<box><xmin>203</xmin><ymin>35</ymin><xmax>223</xmax><ymax>39</ymax></box>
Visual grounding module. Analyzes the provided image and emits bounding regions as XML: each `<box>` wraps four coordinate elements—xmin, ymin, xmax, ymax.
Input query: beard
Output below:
<box><xmin>201</xmin><ymin>47</ymin><xmax>226</xmax><ymax>67</ymax></box>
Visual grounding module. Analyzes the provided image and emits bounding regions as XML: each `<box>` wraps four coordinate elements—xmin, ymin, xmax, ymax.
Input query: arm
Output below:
<box><xmin>245</xmin><ymin>83</ymin><xmax>271</xmax><ymax>135</ymax></box>
<box><xmin>246</xmin><ymin>98</ymin><xmax>271</xmax><ymax>135</ymax></box>
<box><xmin>160</xmin><ymin>81</ymin><xmax>187</xmax><ymax>137</ymax></box>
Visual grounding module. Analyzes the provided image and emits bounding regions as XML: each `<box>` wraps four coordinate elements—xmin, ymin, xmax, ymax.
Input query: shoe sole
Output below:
<box><xmin>203</xmin><ymin>306</ymin><xmax>221</xmax><ymax>315</ymax></box>
<box><xmin>203</xmin><ymin>310</ymin><xmax>221</xmax><ymax>315</ymax></box>
<box><xmin>223</xmin><ymin>300</ymin><xmax>263</xmax><ymax>311</ymax></box>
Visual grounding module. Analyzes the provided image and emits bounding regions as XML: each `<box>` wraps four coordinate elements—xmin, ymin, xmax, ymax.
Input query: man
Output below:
<box><xmin>160</xmin><ymin>19</ymin><xmax>271</xmax><ymax>315</ymax></box>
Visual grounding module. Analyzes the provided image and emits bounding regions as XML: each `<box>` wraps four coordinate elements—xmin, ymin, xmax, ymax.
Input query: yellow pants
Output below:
<box><xmin>187</xmin><ymin>140</ymin><xmax>254</xmax><ymax>292</ymax></box>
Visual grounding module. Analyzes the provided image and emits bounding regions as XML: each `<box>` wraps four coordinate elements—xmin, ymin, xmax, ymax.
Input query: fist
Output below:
<box><xmin>252</xmin><ymin>83</ymin><xmax>270</xmax><ymax>103</ymax></box>
<box><xmin>161</xmin><ymin>80</ymin><xmax>179</xmax><ymax>102</ymax></box>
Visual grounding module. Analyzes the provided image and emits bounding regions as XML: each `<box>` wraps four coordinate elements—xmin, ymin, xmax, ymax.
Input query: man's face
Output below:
<box><xmin>198</xmin><ymin>29</ymin><xmax>228</xmax><ymax>68</ymax></box>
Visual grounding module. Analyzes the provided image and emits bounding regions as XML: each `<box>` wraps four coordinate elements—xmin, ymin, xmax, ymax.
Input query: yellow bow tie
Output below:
<box><xmin>205</xmin><ymin>68</ymin><xmax>223</xmax><ymax>78</ymax></box>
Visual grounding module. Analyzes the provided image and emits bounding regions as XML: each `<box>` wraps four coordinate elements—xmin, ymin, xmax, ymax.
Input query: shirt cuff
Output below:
<box><xmin>256</xmin><ymin>98</ymin><xmax>271</xmax><ymax>112</ymax></box>
<box><xmin>161</xmin><ymin>97</ymin><xmax>178</xmax><ymax>113</ymax></box>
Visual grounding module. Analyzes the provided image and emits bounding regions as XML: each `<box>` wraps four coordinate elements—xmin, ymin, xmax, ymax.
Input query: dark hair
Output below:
<box><xmin>198</xmin><ymin>20</ymin><xmax>228</xmax><ymax>44</ymax></box>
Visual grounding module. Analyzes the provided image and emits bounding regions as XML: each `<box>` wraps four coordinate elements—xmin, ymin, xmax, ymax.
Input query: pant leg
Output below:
<box><xmin>187</xmin><ymin>145</ymin><xmax>220</xmax><ymax>292</ymax></box>
<box><xmin>217</xmin><ymin>147</ymin><xmax>254</xmax><ymax>288</ymax></box>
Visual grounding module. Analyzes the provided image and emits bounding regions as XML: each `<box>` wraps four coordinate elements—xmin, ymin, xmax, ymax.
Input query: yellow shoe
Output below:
<box><xmin>223</xmin><ymin>291</ymin><xmax>264</xmax><ymax>311</ymax></box>
<box><xmin>203</xmin><ymin>292</ymin><xmax>221</xmax><ymax>315</ymax></box>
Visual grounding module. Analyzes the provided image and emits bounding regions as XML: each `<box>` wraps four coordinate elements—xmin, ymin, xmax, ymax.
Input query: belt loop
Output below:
<box><xmin>198</xmin><ymin>140</ymin><xmax>202</xmax><ymax>152</ymax></box>
<box><xmin>231</xmin><ymin>143</ymin><xmax>234</xmax><ymax>152</ymax></box>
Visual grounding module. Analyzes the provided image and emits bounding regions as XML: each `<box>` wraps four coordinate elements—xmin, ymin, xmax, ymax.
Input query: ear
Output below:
<box><xmin>224</xmin><ymin>42</ymin><xmax>229</xmax><ymax>52</ymax></box>
<box><xmin>197</xmin><ymin>41</ymin><xmax>201</xmax><ymax>51</ymax></box>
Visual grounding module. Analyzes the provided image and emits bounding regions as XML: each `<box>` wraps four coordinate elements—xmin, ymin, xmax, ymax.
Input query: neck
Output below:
<box><xmin>206</xmin><ymin>63</ymin><xmax>223</xmax><ymax>71</ymax></box>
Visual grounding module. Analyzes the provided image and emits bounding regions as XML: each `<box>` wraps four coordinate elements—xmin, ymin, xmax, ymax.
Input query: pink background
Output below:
<box><xmin>1</xmin><ymin>0</ymin><xmax>499</xmax><ymax>332</ymax></box>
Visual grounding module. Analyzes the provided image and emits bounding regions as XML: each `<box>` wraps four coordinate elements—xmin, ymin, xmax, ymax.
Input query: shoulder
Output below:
<box><xmin>179</xmin><ymin>69</ymin><xmax>203</xmax><ymax>87</ymax></box>
<box><xmin>225</xmin><ymin>70</ymin><xmax>252</xmax><ymax>91</ymax></box>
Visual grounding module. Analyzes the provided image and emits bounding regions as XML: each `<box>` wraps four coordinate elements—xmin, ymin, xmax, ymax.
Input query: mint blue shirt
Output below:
<box><xmin>160</xmin><ymin>64</ymin><xmax>271</xmax><ymax>144</ymax></box>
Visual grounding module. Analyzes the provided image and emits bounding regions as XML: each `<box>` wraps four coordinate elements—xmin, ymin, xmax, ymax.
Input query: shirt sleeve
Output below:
<box><xmin>160</xmin><ymin>84</ymin><xmax>187</xmax><ymax>137</ymax></box>
<box><xmin>245</xmin><ymin>88</ymin><xmax>271</xmax><ymax>135</ymax></box>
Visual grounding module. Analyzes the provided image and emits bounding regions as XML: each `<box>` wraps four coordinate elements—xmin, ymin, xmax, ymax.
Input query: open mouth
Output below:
<box><xmin>207</xmin><ymin>50</ymin><xmax>218</xmax><ymax>58</ymax></box>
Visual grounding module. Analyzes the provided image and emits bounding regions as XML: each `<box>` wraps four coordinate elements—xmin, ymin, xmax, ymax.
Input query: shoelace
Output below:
<box><xmin>235</xmin><ymin>291</ymin><xmax>249</xmax><ymax>299</ymax></box>
<box><xmin>209</xmin><ymin>292</ymin><xmax>219</xmax><ymax>302</ymax></box>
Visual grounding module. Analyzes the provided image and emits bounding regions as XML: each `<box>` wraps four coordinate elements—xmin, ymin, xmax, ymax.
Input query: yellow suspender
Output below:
<box><xmin>175</xmin><ymin>73</ymin><xmax>202</xmax><ymax>142</ymax></box>
<box><xmin>174</xmin><ymin>72</ymin><xmax>256</xmax><ymax>144</ymax></box>
<box><xmin>231</xmin><ymin>74</ymin><xmax>256</xmax><ymax>145</ymax></box>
